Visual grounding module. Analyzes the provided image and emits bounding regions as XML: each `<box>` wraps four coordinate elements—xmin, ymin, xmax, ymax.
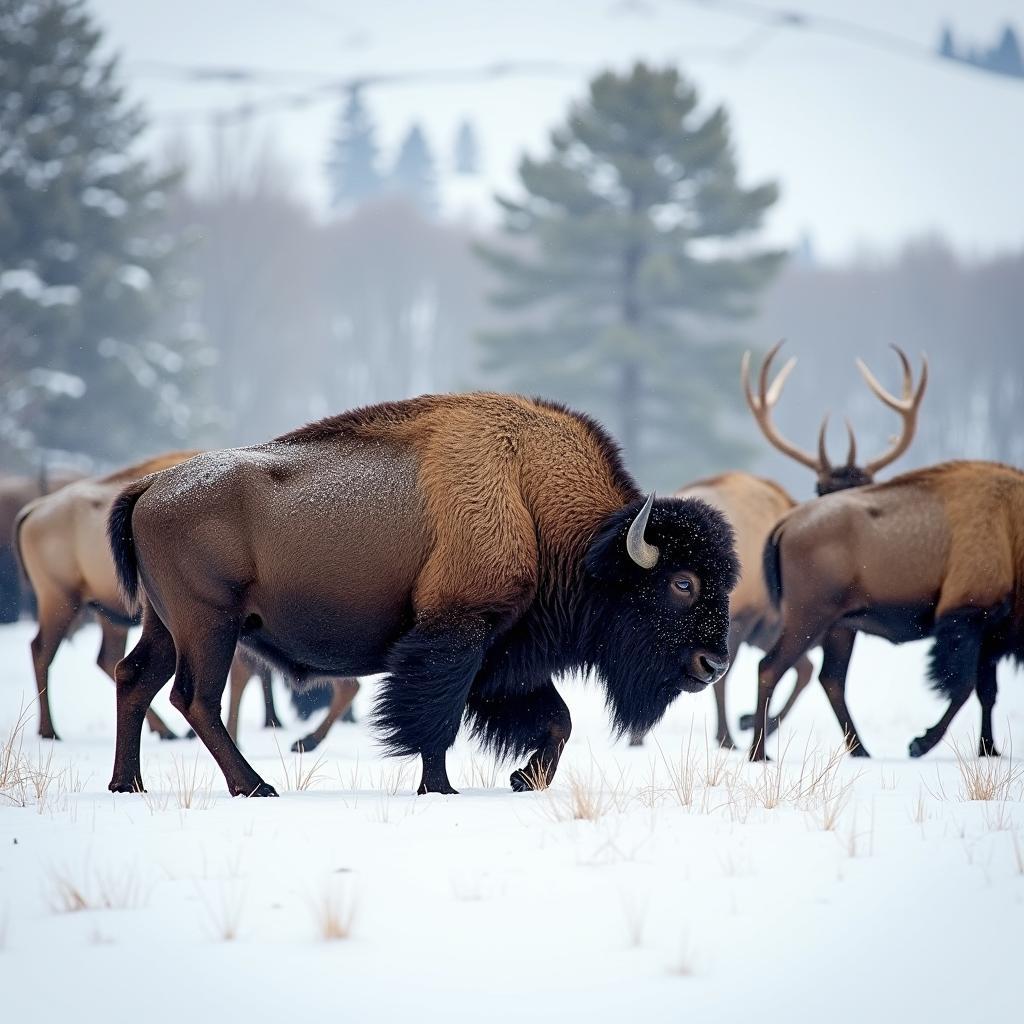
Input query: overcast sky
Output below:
<box><xmin>92</xmin><ymin>0</ymin><xmax>1024</xmax><ymax>262</ymax></box>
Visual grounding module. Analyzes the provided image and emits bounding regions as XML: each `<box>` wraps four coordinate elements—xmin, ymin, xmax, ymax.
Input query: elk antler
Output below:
<box><xmin>856</xmin><ymin>345</ymin><xmax>928</xmax><ymax>475</ymax></box>
<box><xmin>741</xmin><ymin>341</ymin><xmax>821</xmax><ymax>471</ymax></box>
<box><xmin>816</xmin><ymin>415</ymin><xmax>858</xmax><ymax>471</ymax></box>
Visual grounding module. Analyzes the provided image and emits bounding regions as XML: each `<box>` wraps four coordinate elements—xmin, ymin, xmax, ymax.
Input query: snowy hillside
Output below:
<box><xmin>0</xmin><ymin>620</ymin><xmax>1021</xmax><ymax>1021</ymax></box>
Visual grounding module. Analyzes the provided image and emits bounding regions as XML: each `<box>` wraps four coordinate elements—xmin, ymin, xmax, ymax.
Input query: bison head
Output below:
<box><xmin>583</xmin><ymin>493</ymin><xmax>739</xmax><ymax>740</ymax></box>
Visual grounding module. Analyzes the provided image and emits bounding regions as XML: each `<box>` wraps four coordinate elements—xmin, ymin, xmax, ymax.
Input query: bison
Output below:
<box><xmin>106</xmin><ymin>394</ymin><xmax>739</xmax><ymax>797</ymax></box>
<box><xmin>748</xmin><ymin>460</ymin><xmax>1024</xmax><ymax>761</ymax></box>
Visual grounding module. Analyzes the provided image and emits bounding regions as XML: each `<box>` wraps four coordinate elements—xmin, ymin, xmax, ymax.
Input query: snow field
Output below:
<box><xmin>0</xmin><ymin>620</ymin><xmax>1021</xmax><ymax>1022</ymax></box>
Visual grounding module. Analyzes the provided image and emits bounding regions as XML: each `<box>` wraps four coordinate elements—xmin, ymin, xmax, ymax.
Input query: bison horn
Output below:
<box><xmin>626</xmin><ymin>492</ymin><xmax>660</xmax><ymax>570</ymax></box>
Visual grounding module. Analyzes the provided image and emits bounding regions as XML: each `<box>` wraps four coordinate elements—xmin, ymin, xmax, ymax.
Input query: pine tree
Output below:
<box><xmin>938</xmin><ymin>24</ymin><xmax>957</xmax><ymax>60</ymax></box>
<box><xmin>453</xmin><ymin>119</ymin><xmax>480</xmax><ymax>175</ymax></box>
<box><xmin>476</xmin><ymin>64</ymin><xmax>784</xmax><ymax>486</ymax></box>
<box><xmin>390</xmin><ymin>123</ymin><xmax>438</xmax><ymax>217</ymax></box>
<box><xmin>325</xmin><ymin>86</ymin><xmax>382</xmax><ymax>211</ymax></box>
<box><xmin>0</xmin><ymin>0</ymin><xmax>208</xmax><ymax>466</ymax></box>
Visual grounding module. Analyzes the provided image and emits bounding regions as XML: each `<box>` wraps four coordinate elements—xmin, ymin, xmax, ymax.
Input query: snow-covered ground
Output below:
<box><xmin>0</xmin><ymin>620</ymin><xmax>1021</xmax><ymax>1021</ymax></box>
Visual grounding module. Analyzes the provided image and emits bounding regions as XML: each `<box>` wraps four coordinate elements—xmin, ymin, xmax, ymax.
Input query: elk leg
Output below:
<box><xmin>291</xmin><ymin>678</ymin><xmax>360</xmax><ymax>752</ymax></box>
<box><xmin>465</xmin><ymin>679</ymin><xmax>572</xmax><ymax>791</ymax></box>
<box><xmin>750</xmin><ymin>629</ymin><xmax>816</xmax><ymax>761</ymax></box>
<box><xmin>169</xmin><ymin>619</ymin><xmax>277</xmax><ymax>797</ymax></box>
<box><xmin>711</xmin><ymin>668</ymin><xmax>737</xmax><ymax>749</ymax></box>
<box><xmin>29</xmin><ymin>594</ymin><xmax>79</xmax><ymax>740</ymax></box>
<box><xmin>375</xmin><ymin>614</ymin><xmax>493</xmax><ymax>795</ymax></box>
<box><xmin>976</xmin><ymin>656</ymin><xmax>1000</xmax><ymax>757</ymax></box>
<box><xmin>259</xmin><ymin>663</ymin><xmax>283</xmax><ymax>729</ymax></box>
<box><xmin>109</xmin><ymin>606</ymin><xmax>177</xmax><ymax>792</ymax></box>
<box><xmin>739</xmin><ymin>655</ymin><xmax>815</xmax><ymax>735</ymax></box>
<box><xmin>816</xmin><ymin>627</ymin><xmax>868</xmax><ymax>756</ymax></box>
<box><xmin>96</xmin><ymin>617</ymin><xmax>177</xmax><ymax>740</ymax></box>
<box><xmin>225</xmin><ymin>654</ymin><xmax>250</xmax><ymax>742</ymax></box>
<box><xmin>910</xmin><ymin>610</ymin><xmax>984</xmax><ymax>758</ymax></box>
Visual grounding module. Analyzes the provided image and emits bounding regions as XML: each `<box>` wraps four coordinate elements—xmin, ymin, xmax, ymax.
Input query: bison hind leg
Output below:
<box><xmin>465</xmin><ymin>679</ymin><xmax>572</xmax><ymax>792</ymax></box>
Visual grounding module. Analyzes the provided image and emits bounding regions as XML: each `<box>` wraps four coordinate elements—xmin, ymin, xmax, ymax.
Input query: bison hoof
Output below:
<box><xmin>109</xmin><ymin>780</ymin><xmax>143</xmax><ymax>794</ymax></box>
<box><xmin>290</xmin><ymin>736</ymin><xmax>318</xmax><ymax>754</ymax></box>
<box><xmin>849</xmin><ymin>746</ymin><xmax>871</xmax><ymax>758</ymax></box>
<box><xmin>908</xmin><ymin>737</ymin><xmax>926</xmax><ymax>758</ymax></box>
<box><xmin>510</xmin><ymin>769</ymin><xmax>536</xmax><ymax>792</ymax></box>
<box><xmin>238</xmin><ymin>781</ymin><xmax>278</xmax><ymax>798</ymax></box>
<box><xmin>39</xmin><ymin>730</ymin><xmax>61</xmax><ymax>742</ymax></box>
<box><xmin>628</xmin><ymin>735</ymin><xmax>645</xmax><ymax>748</ymax></box>
<box><xmin>979</xmin><ymin>741</ymin><xmax>1001</xmax><ymax>758</ymax></box>
<box><xmin>417</xmin><ymin>782</ymin><xmax>458</xmax><ymax>796</ymax></box>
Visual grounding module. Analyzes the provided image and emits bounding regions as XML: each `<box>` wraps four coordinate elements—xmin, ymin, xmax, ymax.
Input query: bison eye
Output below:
<box><xmin>671</xmin><ymin>573</ymin><xmax>700</xmax><ymax>602</ymax></box>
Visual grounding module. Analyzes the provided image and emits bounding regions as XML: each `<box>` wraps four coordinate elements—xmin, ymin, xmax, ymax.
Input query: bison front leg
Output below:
<box><xmin>374</xmin><ymin>615</ymin><xmax>493</xmax><ymax>796</ymax></box>
<box><xmin>466</xmin><ymin>680</ymin><xmax>572</xmax><ymax>792</ymax></box>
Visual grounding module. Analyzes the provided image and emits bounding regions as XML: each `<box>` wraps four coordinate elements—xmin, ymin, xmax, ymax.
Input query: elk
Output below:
<box><xmin>106</xmin><ymin>393</ymin><xmax>739</xmax><ymax>797</ymax></box>
<box><xmin>671</xmin><ymin>343</ymin><xmax>928</xmax><ymax>750</ymax></box>
<box><xmin>0</xmin><ymin>468</ymin><xmax>81</xmax><ymax>622</ymax></box>
<box><xmin>749</xmin><ymin>461</ymin><xmax>1024</xmax><ymax>761</ymax></box>
<box><xmin>12</xmin><ymin>453</ymin><xmax>355</xmax><ymax>741</ymax></box>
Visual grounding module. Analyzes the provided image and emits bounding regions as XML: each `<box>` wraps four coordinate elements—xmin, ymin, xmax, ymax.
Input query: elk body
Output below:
<box><xmin>675</xmin><ymin>472</ymin><xmax>813</xmax><ymax>749</ymax></box>
<box><xmin>13</xmin><ymin>454</ymin><xmax>354</xmax><ymax>741</ymax></box>
<box><xmin>0</xmin><ymin>468</ymin><xmax>81</xmax><ymax>622</ymax></box>
<box><xmin>750</xmin><ymin>461</ymin><xmax>1024</xmax><ymax>761</ymax></box>
<box><xmin>106</xmin><ymin>393</ymin><xmax>739</xmax><ymax>797</ymax></box>
<box><xmin>680</xmin><ymin>343</ymin><xmax>928</xmax><ymax>749</ymax></box>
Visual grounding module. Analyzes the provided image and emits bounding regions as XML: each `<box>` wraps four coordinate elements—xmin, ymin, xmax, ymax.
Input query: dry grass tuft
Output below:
<box><xmin>200</xmin><ymin>882</ymin><xmax>246</xmax><ymax>942</ymax></box>
<box><xmin>48</xmin><ymin>861</ymin><xmax>146</xmax><ymax>913</ymax></box>
<box><xmin>668</xmin><ymin>934</ymin><xmax>696</xmax><ymax>977</ymax></box>
<box><xmin>949</xmin><ymin>737</ymin><xmax>1024</xmax><ymax>802</ymax></box>
<box><xmin>619</xmin><ymin>890</ymin><xmax>648</xmax><ymax>948</ymax></box>
<box><xmin>170</xmin><ymin>755</ymin><xmax>215</xmax><ymax>810</ymax></box>
<box><xmin>546</xmin><ymin>761</ymin><xmax>630</xmax><ymax>822</ymax></box>
<box><xmin>311</xmin><ymin>879</ymin><xmax>357</xmax><ymax>941</ymax></box>
<box><xmin>462</xmin><ymin>755</ymin><xmax>501</xmax><ymax>789</ymax></box>
<box><xmin>273</xmin><ymin>728</ymin><xmax>328</xmax><ymax>792</ymax></box>
<box><xmin>0</xmin><ymin>706</ymin><xmax>82</xmax><ymax>813</ymax></box>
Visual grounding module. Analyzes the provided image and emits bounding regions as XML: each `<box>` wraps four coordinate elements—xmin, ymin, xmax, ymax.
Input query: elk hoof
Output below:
<box><xmin>978</xmin><ymin>741</ymin><xmax>1001</xmax><ymax>758</ymax></box>
<box><xmin>264</xmin><ymin>718</ymin><xmax>284</xmax><ymax>730</ymax></box>
<box><xmin>156</xmin><ymin>730</ymin><xmax>181</xmax><ymax>742</ymax></box>
<box><xmin>717</xmin><ymin>734</ymin><xmax>737</xmax><ymax>751</ymax></box>
<box><xmin>849</xmin><ymin>746</ymin><xmax>871</xmax><ymax>758</ymax></box>
<box><xmin>737</xmin><ymin>713</ymin><xmax>755</xmax><ymax>731</ymax></box>
<box><xmin>290</xmin><ymin>736</ymin><xmax>318</xmax><ymax>753</ymax></box>
<box><xmin>908</xmin><ymin>737</ymin><xmax>926</xmax><ymax>758</ymax></box>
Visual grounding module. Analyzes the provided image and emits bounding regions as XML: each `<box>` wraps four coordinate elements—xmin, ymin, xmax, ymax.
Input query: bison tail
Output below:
<box><xmin>762</xmin><ymin>527</ymin><xmax>784</xmax><ymax>610</ymax></box>
<box><xmin>107</xmin><ymin>478</ymin><xmax>151</xmax><ymax>609</ymax></box>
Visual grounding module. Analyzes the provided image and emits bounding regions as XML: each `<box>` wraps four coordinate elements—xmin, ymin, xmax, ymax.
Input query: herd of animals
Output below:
<box><xmin>1</xmin><ymin>342</ymin><xmax>1022</xmax><ymax>798</ymax></box>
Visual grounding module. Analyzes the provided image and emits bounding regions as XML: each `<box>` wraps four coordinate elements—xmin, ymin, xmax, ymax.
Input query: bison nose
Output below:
<box><xmin>691</xmin><ymin>651</ymin><xmax>728</xmax><ymax>686</ymax></box>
